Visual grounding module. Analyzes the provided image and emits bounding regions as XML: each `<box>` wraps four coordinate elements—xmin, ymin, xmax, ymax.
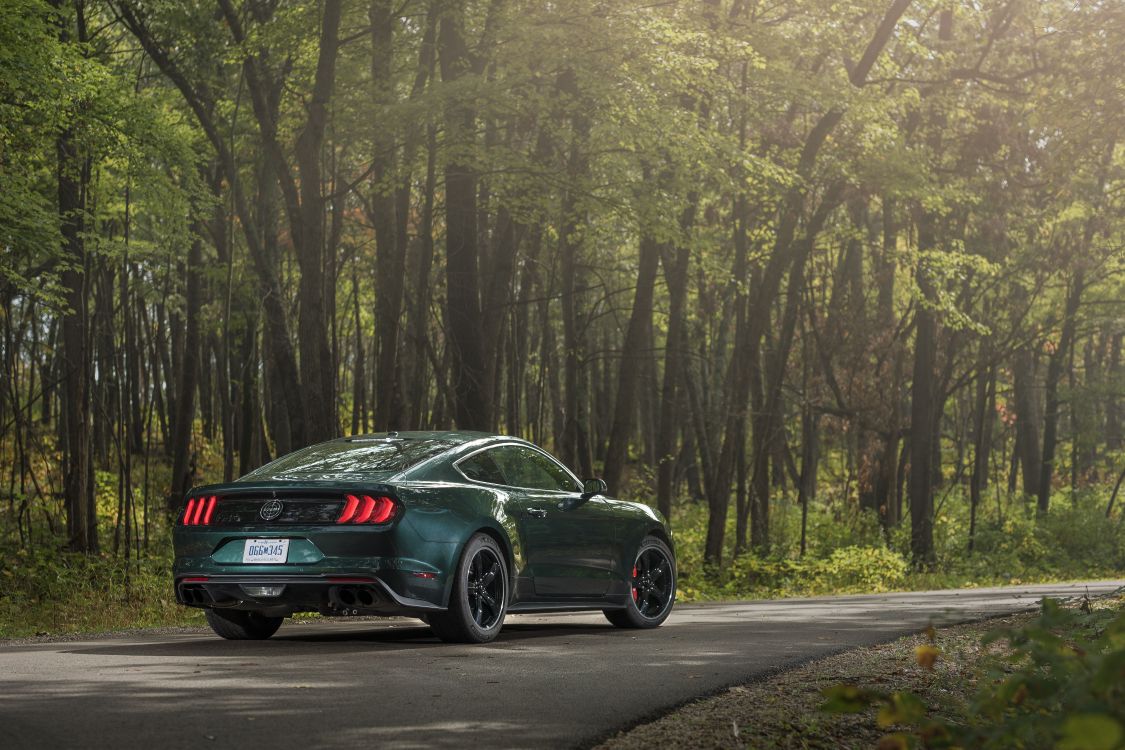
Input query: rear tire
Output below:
<box><xmin>604</xmin><ymin>536</ymin><xmax>676</xmax><ymax>629</ymax></box>
<box><xmin>429</xmin><ymin>533</ymin><xmax>508</xmax><ymax>644</ymax></box>
<box><xmin>205</xmin><ymin>609</ymin><xmax>284</xmax><ymax>640</ymax></box>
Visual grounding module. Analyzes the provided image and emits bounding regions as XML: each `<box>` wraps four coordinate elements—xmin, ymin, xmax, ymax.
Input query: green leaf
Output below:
<box><xmin>1057</xmin><ymin>714</ymin><xmax>1123</xmax><ymax>750</ymax></box>
<box><xmin>877</xmin><ymin>692</ymin><xmax>927</xmax><ymax>728</ymax></box>
<box><xmin>820</xmin><ymin>684</ymin><xmax>881</xmax><ymax>714</ymax></box>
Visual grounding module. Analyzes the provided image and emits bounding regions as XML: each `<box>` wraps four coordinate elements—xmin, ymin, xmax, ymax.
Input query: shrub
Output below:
<box><xmin>824</xmin><ymin>597</ymin><xmax>1125</xmax><ymax>750</ymax></box>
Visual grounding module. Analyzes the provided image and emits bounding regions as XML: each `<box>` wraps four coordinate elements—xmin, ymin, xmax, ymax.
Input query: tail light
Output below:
<box><xmin>337</xmin><ymin>494</ymin><xmax>396</xmax><ymax>524</ymax></box>
<box><xmin>182</xmin><ymin>495</ymin><xmax>218</xmax><ymax>526</ymax></box>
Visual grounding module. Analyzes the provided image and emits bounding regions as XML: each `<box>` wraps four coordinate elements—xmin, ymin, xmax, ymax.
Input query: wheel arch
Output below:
<box><xmin>445</xmin><ymin>523</ymin><xmax>518</xmax><ymax>607</ymax></box>
<box><xmin>646</xmin><ymin>525</ymin><xmax>673</xmax><ymax>550</ymax></box>
<box><xmin>643</xmin><ymin>528</ymin><xmax>675</xmax><ymax>575</ymax></box>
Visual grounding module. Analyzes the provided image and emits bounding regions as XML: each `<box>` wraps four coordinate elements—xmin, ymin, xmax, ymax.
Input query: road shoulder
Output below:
<box><xmin>592</xmin><ymin>606</ymin><xmax>1059</xmax><ymax>749</ymax></box>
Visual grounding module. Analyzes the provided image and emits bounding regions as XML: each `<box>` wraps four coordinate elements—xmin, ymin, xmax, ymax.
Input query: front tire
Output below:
<box><xmin>429</xmin><ymin>533</ymin><xmax>509</xmax><ymax>644</ymax></box>
<box><xmin>604</xmin><ymin>536</ymin><xmax>676</xmax><ymax>629</ymax></box>
<box><xmin>204</xmin><ymin>609</ymin><xmax>284</xmax><ymax>640</ymax></box>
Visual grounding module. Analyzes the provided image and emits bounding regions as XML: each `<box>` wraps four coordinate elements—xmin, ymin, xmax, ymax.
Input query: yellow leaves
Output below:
<box><xmin>875</xmin><ymin>734</ymin><xmax>909</xmax><ymax>750</ymax></box>
<box><xmin>877</xmin><ymin>692</ymin><xmax>926</xmax><ymax>728</ymax></box>
<box><xmin>915</xmin><ymin>644</ymin><xmax>940</xmax><ymax>670</ymax></box>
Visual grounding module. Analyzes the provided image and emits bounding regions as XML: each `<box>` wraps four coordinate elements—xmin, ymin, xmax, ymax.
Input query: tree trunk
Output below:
<box><xmin>439</xmin><ymin>3</ymin><xmax>490</xmax><ymax>430</ymax></box>
<box><xmin>969</xmin><ymin>338</ymin><xmax>996</xmax><ymax>552</ymax></box>
<box><xmin>656</xmin><ymin>234</ymin><xmax>692</xmax><ymax>522</ymax></box>
<box><xmin>169</xmin><ymin>231</ymin><xmax>203</xmax><ymax>506</ymax></box>
<box><xmin>370</xmin><ymin>0</ymin><xmax>406</xmax><ymax>431</ymax></box>
<box><xmin>908</xmin><ymin>207</ymin><xmax>939</xmax><ymax>569</ymax></box>
<box><xmin>602</xmin><ymin>240</ymin><xmax>661</xmax><ymax>493</ymax></box>
<box><xmin>1038</xmin><ymin>270</ymin><xmax>1085</xmax><ymax>514</ymax></box>
<box><xmin>1107</xmin><ymin>332</ymin><xmax>1122</xmax><ymax>450</ymax></box>
<box><xmin>57</xmin><ymin>127</ymin><xmax>95</xmax><ymax>552</ymax></box>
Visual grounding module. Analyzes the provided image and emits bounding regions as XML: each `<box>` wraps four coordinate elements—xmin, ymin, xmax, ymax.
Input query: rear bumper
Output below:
<box><xmin>173</xmin><ymin>520</ymin><xmax>461</xmax><ymax>615</ymax></box>
<box><xmin>175</xmin><ymin>573</ymin><xmax>445</xmax><ymax>617</ymax></box>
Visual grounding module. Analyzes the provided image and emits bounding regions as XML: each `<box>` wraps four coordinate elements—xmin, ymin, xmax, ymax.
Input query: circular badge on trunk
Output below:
<box><xmin>259</xmin><ymin>500</ymin><xmax>284</xmax><ymax>521</ymax></box>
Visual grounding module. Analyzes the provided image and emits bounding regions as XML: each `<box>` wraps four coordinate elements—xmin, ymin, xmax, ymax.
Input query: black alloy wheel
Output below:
<box><xmin>466</xmin><ymin>546</ymin><xmax>504</xmax><ymax>629</ymax></box>
<box><xmin>429</xmin><ymin>533</ymin><xmax>509</xmax><ymax>643</ymax></box>
<box><xmin>604</xmin><ymin>536</ymin><xmax>676</xmax><ymax>629</ymax></box>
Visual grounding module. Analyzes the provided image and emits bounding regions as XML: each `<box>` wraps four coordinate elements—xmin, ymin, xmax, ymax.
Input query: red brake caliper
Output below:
<box><xmin>631</xmin><ymin>565</ymin><xmax>639</xmax><ymax>602</ymax></box>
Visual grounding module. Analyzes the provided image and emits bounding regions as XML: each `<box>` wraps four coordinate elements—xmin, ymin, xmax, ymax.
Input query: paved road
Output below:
<box><xmin>2</xmin><ymin>580</ymin><xmax>1121</xmax><ymax>749</ymax></box>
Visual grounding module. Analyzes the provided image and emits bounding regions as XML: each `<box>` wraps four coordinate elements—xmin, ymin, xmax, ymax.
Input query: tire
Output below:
<box><xmin>205</xmin><ymin>608</ymin><xmax>284</xmax><ymax>640</ymax></box>
<box><xmin>604</xmin><ymin>536</ymin><xmax>676</xmax><ymax>629</ymax></box>
<box><xmin>429</xmin><ymin>533</ymin><xmax>509</xmax><ymax>644</ymax></box>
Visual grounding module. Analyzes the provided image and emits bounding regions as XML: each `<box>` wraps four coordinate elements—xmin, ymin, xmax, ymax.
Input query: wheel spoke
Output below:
<box><xmin>480</xmin><ymin>561</ymin><xmax>499</xmax><ymax>587</ymax></box>
<box><xmin>630</xmin><ymin>547</ymin><xmax>672</xmax><ymax>620</ymax></box>
<box><xmin>465</xmin><ymin>548</ymin><xmax>504</xmax><ymax>629</ymax></box>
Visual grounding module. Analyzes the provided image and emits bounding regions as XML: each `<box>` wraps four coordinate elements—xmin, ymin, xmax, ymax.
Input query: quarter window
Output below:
<box><xmin>489</xmin><ymin>446</ymin><xmax>579</xmax><ymax>493</ymax></box>
<box><xmin>457</xmin><ymin>450</ymin><xmax>507</xmax><ymax>485</ymax></box>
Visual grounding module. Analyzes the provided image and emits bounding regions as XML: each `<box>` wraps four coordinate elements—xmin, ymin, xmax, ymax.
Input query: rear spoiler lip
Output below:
<box><xmin>182</xmin><ymin>480</ymin><xmax>400</xmax><ymax>500</ymax></box>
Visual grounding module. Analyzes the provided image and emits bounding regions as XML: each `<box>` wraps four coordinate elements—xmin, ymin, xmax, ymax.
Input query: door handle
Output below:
<box><xmin>526</xmin><ymin>508</ymin><xmax>548</xmax><ymax>518</ymax></box>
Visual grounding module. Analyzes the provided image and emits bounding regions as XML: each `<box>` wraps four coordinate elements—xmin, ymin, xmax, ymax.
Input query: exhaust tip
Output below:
<box><xmin>338</xmin><ymin>588</ymin><xmax>356</xmax><ymax>606</ymax></box>
<box><xmin>357</xmin><ymin>589</ymin><xmax>375</xmax><ymax>607</ymax></box>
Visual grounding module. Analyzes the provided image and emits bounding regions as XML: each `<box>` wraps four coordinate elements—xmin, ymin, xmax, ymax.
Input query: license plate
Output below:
<box><xmin>242</xmin><ymin>539</ymin><xmax>289</xmax><ymax>564</ymax></box>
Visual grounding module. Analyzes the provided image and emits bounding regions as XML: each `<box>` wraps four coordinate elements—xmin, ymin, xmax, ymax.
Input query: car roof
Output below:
<box><xmin>338</xmin><ymin>430</ymin><xmax>510</xmax><ymax>446</ymax></box>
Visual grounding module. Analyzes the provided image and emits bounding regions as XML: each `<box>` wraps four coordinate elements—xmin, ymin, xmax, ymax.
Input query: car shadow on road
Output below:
<box><xmin>61</xmin><ymin>621</ymin><xmax>620</xmax><ymax>658</ymax></box>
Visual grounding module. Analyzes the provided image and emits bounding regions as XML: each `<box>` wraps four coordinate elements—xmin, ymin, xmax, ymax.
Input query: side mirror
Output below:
<box><xmin>582</xmin><ymin>478</ymin><xmax>608</xmax><ymax>497</ymax></box>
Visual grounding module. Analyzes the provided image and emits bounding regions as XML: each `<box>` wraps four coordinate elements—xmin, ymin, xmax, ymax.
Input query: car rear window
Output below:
<box><xmin>241</xmin><ymin>438</ymin><xmax>456</xmax><ymax>480</ymax></box>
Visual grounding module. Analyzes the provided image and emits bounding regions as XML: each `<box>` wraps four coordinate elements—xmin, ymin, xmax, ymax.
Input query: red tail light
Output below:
<box><xmin>369</xmin><ymin>496</ymin><xmax>394</xmax><ymax>524</ymax></box>
<box><xmin>182</xmin><ymin>495</ymin><xmax>219</xmax><ymax>526</ymax></box>
<box><xmin>336</xmin><ymin>494</ymin><xmax>396</xmax><ymax>524</ymax></box>
<box><xmin>202</xmin><ymin>496</ymin><xmax>218</xmax><ymax>525</ymax></box>
<box><xmin>338</xmin><ymin>494</ymin><xmax>360</xmax><ymax>524</ymax></box>
<box><xmin>354</xmin><ymin>495</ymin><xmax>377</xmax><ymax>523</ymax></box>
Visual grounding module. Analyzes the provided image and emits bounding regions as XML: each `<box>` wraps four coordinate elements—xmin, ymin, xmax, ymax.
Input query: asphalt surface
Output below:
<box><xmin>2</xmin><ymin>580</ymin><xmax>1122</xmax><ymax>749</ymax></box>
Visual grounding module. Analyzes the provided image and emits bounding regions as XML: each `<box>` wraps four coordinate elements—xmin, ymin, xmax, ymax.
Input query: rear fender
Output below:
<box><xmin>395</xmin><ymin>482</ymin><xmax>523</xmax><ymax>607</ymax></box>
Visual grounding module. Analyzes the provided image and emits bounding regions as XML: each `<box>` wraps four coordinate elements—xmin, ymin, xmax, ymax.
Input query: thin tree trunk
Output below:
<box><xmin>1038</xmin><ymin>269</ymin><xmax>1085</xmax><ymax>514</ymax></box>
<box><xmin>56</xmin><ymin>55</ymin><xmax>95</xmax><ymax>550</ymax></box>
<box><xmin>603</xmin><ymin>237</ymin><xmax>660</xmax><ymax>493</ymax></box>
<box><xmin>439</xmin><ymin>3</ymin><xmax>490</xmax><ymax>429</ymax></box>
<box><xmin>169</xmin><ymin>231</ymin><xmax>203</xmax><ymax>506</ymax></box>
<box><xmin>969</xmin><ymin>338</ymin><xmax>996</xmax><ymax>552</ymax></box>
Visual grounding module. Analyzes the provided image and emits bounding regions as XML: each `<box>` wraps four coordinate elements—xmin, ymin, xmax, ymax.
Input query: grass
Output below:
<box><xmin>0</xmin><ymin>546</ymin><xmax>205</xmax><ymax>638</ymax></box>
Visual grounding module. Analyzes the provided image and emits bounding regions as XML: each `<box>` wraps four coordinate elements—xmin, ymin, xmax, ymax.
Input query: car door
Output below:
<box><xmin>488</xmin><ymin>445</ymin><xmax>617</xmax><ymax>599</ymax></box>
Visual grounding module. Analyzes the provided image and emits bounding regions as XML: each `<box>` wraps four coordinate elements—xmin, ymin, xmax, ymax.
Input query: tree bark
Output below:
<box><xmin>57</xmin><ymin>128</ymin><xmax>95</xmax><ymax>552</ymax></box>
<box><xmin>908</xmin><ymin>210</ymin><xmax>938</xmax><ymax>569</ymax></box>
<box><xmin>439</xmin><ymin>2</ymin><xmax>490</xmax><ymax>430</ymax></box>
<box><xmin>1038</xmin><ymin>270</ymin><xmax>1085</xmax><ymax>513</ymax></box>
<box><xmin>369</xmin><ymin>0</ymin><xmax>406</xmax><ymax>431</ymax></box>
<box><xmin>169</xmin><ymin>231</ymin><xmax>203</xmax><ymax>506</ymax></box>
<box><xmin>603</xmin><ymin>235</ymin><xmax>661</xmax><ymax>494</ymax></box>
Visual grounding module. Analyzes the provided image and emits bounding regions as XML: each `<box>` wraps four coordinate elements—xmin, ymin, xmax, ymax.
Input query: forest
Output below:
<box><xmin>1</xmin><ymin>0</ymin><xmax>1124</xmax><ymax>630</ymax></box>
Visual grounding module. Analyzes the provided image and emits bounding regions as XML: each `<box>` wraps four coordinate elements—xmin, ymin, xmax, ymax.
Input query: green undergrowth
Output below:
<box><xmin>2</xmin><ymin>467</ymin><xmax>1123</xmax><ymax>638</ymax></box>
<box><xmin>672</xmin><ymin>486</ymin><xmax>1125</xmax><ymax>602</ymax></box>
<box><xmin>0</xmin><ymin>543</ymin><xmax>205</xmax><ymax>638</ymax></box>
<box><xmin>822</xmin><ymin>596</ymin><xmax>1125</xmax><ymax>749</ymax></box>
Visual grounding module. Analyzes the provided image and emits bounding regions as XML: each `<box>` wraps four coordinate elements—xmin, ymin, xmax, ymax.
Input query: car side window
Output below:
<box><xmin>490</xmin><ymin>446</ymin><xmax>578</xmax><ymax>493</ymax></box>
<box><xmin>457</xmin><ymin>450</ymin><xmax>506</xmax><ymax>485</ymax></box>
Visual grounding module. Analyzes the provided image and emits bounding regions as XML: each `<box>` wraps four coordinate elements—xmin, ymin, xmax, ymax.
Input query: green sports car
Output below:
<box><xmin>174</xmin><ymin>431</ymin><xmax>676</xmax><ymax>643</ymax></box>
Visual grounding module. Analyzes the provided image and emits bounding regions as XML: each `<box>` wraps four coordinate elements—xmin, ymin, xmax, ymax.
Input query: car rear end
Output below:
<box><xmin>173</xmin><ymin>481</ymin><xmax>454</xmax><ymax>619</ymax></box>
